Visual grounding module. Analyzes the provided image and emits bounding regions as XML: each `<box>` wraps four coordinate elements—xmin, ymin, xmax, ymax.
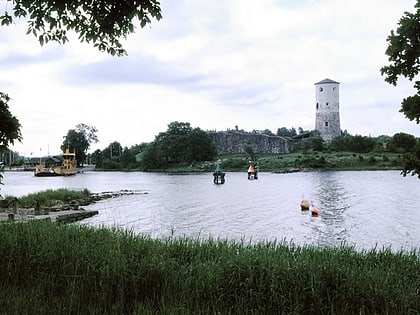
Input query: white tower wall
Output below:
<box><xmin>314</xmin><ymin>78</ymin><xmax>341</xmax><ymax>143</ymax></box>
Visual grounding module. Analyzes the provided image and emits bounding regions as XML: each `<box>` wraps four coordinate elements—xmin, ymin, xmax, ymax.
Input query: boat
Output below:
<box><xmin>34</xmin><ymin>148</ymin><xmax>77</xmax><ymax>177</ymax></box>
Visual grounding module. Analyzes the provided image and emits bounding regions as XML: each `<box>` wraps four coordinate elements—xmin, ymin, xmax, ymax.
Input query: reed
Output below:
<box><xmin>0</xmin><ymin>220</ymin><xmax>418</xmax><ymax>314</ymax></box>
<box><xmin>3</xmin><ymin>188</ymin><xmax>90</xmax><ymax>208</ymax></box>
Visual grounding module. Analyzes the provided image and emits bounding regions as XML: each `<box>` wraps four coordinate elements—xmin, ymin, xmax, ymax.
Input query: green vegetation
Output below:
<box><xmin>381</xmin><ymin>1</ymin><xmax>420</xmax><ymax>177</ymax></box>
<box><xmin>92</xmin><ymin>121</ymin><xmax>217</xmax><ymax>171</ymax></box>
<box><xmin>61</xmin><ymin>123</ymin><xmax>98</xmax><ymax>167</ymax></box>
<box><xmin>0</xmin><ymin>220</ymin><xmax>418</xmax><ymax>314</ymax></box>
<box><xmin>87</xmin><ymin>128</ymin><xmax>415</xmax><ymax>173</ymax></box>
<box><xmin>2</xmin><ymin>188</ymin><xmax>90</xmax><ymax>208</ymax></box>
<box><xmin>209</xmin><ymin>151</ymin><xmax>403</xmax><ymax>173</ymax></box>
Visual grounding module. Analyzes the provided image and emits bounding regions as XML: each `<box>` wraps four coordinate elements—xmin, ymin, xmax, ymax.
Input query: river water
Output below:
<box><xmin>1</xmin><ymin>170</ymin><xmax>419</xmax><ymax>251</ymax></box>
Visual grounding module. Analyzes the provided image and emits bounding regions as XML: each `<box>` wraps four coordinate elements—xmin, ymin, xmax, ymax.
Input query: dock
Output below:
<box><xmin>0</xmin><ymin>209</ymin><xmax>99</xmax><ymax>223</ymax></box>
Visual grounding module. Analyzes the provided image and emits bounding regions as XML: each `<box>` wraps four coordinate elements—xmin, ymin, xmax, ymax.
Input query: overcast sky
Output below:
<box><xmin>1</xmin><ymin>0</ymin><xmax>419</xmax><ymax>156</ymax></box>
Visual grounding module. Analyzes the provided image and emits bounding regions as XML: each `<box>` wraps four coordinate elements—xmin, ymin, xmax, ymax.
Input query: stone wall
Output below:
<box><xmin>208</xmin><ymin>131</ymin><xmax>291</xmax><ymax>155</ymax></box>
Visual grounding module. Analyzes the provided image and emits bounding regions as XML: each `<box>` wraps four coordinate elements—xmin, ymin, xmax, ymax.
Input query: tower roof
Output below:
<box><xmin>314</xmin><ymin>78</ymin><xmax>340</xmax><ymax>85</ymax></box>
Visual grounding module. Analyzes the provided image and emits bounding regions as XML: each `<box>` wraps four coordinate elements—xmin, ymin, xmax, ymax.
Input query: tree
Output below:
<box><xmin>276</xmin><ymin>127</ymin><xmax>297</xmax><ymax>137</ymax></box>
<box><xmin>0</xmin><ymin>0</ymin><xmax>162</xmax><ymax>56</ymax></box>
<box><xmin>0</xmin><ymin>93</ymin><xmax>21</xmax><ymax>153</ymax></box>
<box><xmin>188</xmin><ymin>128</ymin><xmax>217</xmax><ymax>162</ymax></box>
<box><xmin>141</xmin><ymin>122</ymin><xmax>217</xmax><ymax>169</ymax></box>
<box><xmin>387</xmin><ymin>132</ymin><xmax>417</xmax><ymax>153</ymax></box>
<box><xmin>381</xmin><ymin>1</ymin><xmax>420</xmax><ymax>177</ymax></box>
<box><xmin>0</xmin><ymin>93</ymin><xmax>22</xmax><ymax>186</ymax></box>
<box><xmin>159</xmin><ymin>121</ymin><xmax>193</xmax><ymax>163</ymax></box>
<box><xmin>61</xmin><ymin>124</ymin><xmax>98</xmax><ymax>167</ymax></box>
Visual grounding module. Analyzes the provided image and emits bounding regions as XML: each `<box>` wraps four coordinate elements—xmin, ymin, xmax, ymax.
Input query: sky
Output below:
<box><xmin>1</xmin><ymin>0</ymin><xmax>419</xmax><ymax>157</ymax></box>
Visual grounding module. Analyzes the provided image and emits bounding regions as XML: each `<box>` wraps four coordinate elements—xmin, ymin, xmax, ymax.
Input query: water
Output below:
<box><xmin>1</xmin><ymin>170</ymin><xmax>419</xmax><ymax>251</ymax></box>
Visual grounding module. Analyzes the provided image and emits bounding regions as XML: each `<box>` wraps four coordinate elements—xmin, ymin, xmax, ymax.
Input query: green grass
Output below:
<box><xmin>3</xmin><ymin>188</ymin><xmax>91</xmax><ymax>208</ymax></box>
<box><xmin>0</xmin><ymin>220</ymin><xmax>418</xmax><ymax>314</ymax></box>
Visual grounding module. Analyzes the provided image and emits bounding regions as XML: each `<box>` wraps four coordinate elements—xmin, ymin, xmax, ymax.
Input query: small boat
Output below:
<box><xmin>34</xmin><ymin>148</ymin><xmax>77</xmax><ymax>177</ymax></box>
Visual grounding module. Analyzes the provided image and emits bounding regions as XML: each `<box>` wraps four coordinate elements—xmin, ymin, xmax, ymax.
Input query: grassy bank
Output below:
<box><xmin>0</xmin><ymin>220</ymin><xmax>418</xmax><ymax>314</ymax></box>
<box><xmin>217</xmin><ymin>151</ymin><xmax>404</xmax><ymax>172</ymax></box>
<box><xmin>144</xmin><ymin>151</ymin><xmax>405</xmax><ymax>173</ymax></box>
<box><xmin>2</xmin><ymin>188</ymin><xmax>91</xmax><ymax>208</ymax></box>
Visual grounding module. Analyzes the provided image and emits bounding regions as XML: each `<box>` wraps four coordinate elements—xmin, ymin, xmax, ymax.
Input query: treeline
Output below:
<box><xmin>88</xmin><ymin>121</ymin><xmax>418</xmax><ymax>171</ymax></box>
<box><xmin>91</xmin><ymin>122</ymin><xmax>217</xmax><ymax>171</ymax></box>
<box><xmin>4</xmin><ymin>122</ymin><xmax>417</xmax><ymax>172</ymax></box>
<box><xmin>300</xmin><ymin>132</ymin><xmax>417</xmax><ymax>154</ymax></box>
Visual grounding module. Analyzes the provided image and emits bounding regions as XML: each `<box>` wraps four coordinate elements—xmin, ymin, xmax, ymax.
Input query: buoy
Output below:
<box><xmin>300</xmin><ymin>199</ymin><xmax>310</xmax><ymax>211</ymax></box>
<box><xmin>311</xmin><ymin>208</ymin><xmax>319</xmax><ymax>217</ymax></box>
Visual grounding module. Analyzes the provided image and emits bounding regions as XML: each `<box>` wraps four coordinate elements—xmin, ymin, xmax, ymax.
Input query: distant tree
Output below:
<box><xmin>141</xmin><ymin>141</ymin><xmax>166</xmax><ymax>170</ymax></box>
<box><xmin>61</xmin><ymin>124</ymin><xmax>98</xmax><ymax>167</ymax></box>
<box><xmin>91</xmin><ymin>149</ymin><xmax>103</xmax><ymax>168</ymax></box>
<box><xmin>158</xmin><ymin>122</ymin><xmax>192</xmax><ymax>163</ymax></box>
<box><xmin>188</xmin><ymin>128</ymin><xmax>217</xmax><ymax>162</ymax></box>
<box><xmin>310</xmin><ymin>137</ymin><xmax>325</xmax><ymax>151</ymax></box>
<box><xmin>141</xmin><ymin>122</ymin><xmax>217</xmax><ymax>169</ymax></box>
<box><xmin>120</xmin><ymin>147</ymin><xmax>136</xmax><ymax>169</ymax></box>
<box><xmin>329</xmin><ymin>135</ymin><xmax>375</xmax><ymax>153</ymax></box>
<box><xmin>276</xmin><ymin>127</ymin><xmax>297</xmax><ymax>137</ymax></box>
<box><xmin>350</xmin><ymin>135</ymin><xmax>376</xmax><ymax>153</ymax></box>
<box><xmin>387</xmin><ymin>132</ymin><xmax>417</xmax><ymax>153</ymax></box>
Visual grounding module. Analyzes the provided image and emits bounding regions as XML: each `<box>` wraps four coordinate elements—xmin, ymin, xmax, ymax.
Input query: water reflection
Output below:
<box><xmin>309</xmin><ymin>172</ymin><xmax>351</xmax><ymax>247</ymax></box>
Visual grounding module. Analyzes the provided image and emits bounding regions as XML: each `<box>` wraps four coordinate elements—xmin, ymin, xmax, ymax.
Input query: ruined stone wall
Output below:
<box><xmin>208</xmin><ymin>131</ymin><xmax>290</xmax><ymax>155</ymax></box>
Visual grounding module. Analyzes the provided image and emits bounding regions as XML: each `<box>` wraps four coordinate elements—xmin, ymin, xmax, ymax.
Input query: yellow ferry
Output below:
<box><xmin>34</xmin><ymin>148</ymin><xmax>77</xmax><ymax>177</ymax></box>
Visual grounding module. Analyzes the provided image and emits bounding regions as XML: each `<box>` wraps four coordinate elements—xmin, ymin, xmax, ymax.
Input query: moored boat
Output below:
<box><xmin>34</xmin><ymin>148</ymin><xmax>77</xmax><ymax>177</ymax></box>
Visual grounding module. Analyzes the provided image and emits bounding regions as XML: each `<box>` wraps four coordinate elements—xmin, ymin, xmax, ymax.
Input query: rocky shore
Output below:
<box><xmin>0</xmin><ymin>189</ymin><xmax>146</xmax><ymax>223</ymax></box>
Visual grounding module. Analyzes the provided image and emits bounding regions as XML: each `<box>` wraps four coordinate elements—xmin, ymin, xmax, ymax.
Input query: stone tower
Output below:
<box><xmin>314</xmin><ymin>78</ymin><xmax>341</xmax><ymax>143</ymax></box>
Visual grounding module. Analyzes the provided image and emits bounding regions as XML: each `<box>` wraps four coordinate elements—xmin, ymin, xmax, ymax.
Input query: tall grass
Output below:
<box><xmin>3</xmin><ymin>188</ymin><xmax>91</xmax><ymax>208</ymax></box>
<box><xmin>0</xmin><ymin>220</ymin><xmax>418</xmax><ymax>314</ymax></box>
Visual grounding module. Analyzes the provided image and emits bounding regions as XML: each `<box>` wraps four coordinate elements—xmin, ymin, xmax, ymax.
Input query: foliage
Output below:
<box><xmin>277</xmin><ymin>127</ymin><xmax>297</xmax><ymax>137</ymax></box>
<box><xmin>401</xmin><ymin>139</ymin><xmax>420</xmax><ymax>178</ymax></box>
<box><xmin>381</xmin><ymin>1</ymin><xmax>420</xmax><ymax>177</ymax></box>
<box><xmin>329</xmin><ymin>135</ymin><xmax>375</xmax><ymax>153</ymax></box>
<box><xmin>0</xmin><ymin>93</ymin><xmax>21</xmax><ymax>152</ymax></box>
<box><xmin>0</xmin><ymin>0</ymin><xmax>162</xmax><ymax>56</ymax></box>
<box><xmin>0</xmin><ymin>221</ymin><xmax>418</xmax><ymax>314</ymax></box>
<box><xmin>61</xmin><ymin>123</ymin><xmax>98</xmax><ymax>167</ymax></box>
<box><xmin>387</xmin><ymin>132</ymin><xmax>417</xmax><ymax>153</ymax></box>
<box><xmin>0</xmin><ymin>93</ymin><xmax>22</xmax><ymax>185</ymax></box>
<box><xmin>140</xmin><ymin>122</ymin><xmax>217</xmax><ymax>170</ymax></box>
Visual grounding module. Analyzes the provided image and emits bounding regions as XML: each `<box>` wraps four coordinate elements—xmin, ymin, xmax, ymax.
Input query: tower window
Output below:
<box><xmin>316</xmin><ymin>103</ymin><xmax>319</xmax><ymax>109</ymax></box>
<box><xmin>326</xmin><ymin>102</ymin><xmax>329</xmax><ymax>106</ymax></box>
<box><xmin>325</xmin><ymin>122</ymin><xmax>329</xmax><ymax>127</ymax></box>
<box><xmin>319</xmin><ymin>87</ymin><xmax>323</xmax><ymax>92</ymax></box>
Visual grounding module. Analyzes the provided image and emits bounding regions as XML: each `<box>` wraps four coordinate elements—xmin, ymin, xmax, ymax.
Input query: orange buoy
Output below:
<box><xmin>311</xmin><ymin>208</ymin><xmax>319</xmax><ymax>216</ymax></box>
<box><xmin>300</xmin><ymin>199</ymin><xmax>310</xmax><ymax>211</ymax></box>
